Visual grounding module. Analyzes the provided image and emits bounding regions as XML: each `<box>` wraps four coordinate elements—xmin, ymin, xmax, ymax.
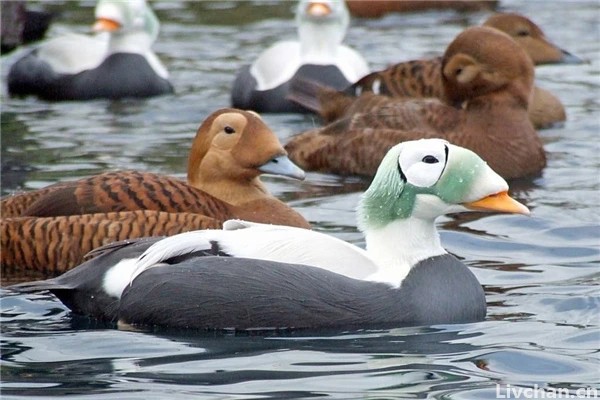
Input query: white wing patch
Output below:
<box><xmin>103</xmin><ymin>257</ymin><xmax>143</xmax><ymax>298</ymax></box>
<box><xmin>130</xmin><ymin>220</ymin><xmax>380</xmax><ymax>284</ymax></box>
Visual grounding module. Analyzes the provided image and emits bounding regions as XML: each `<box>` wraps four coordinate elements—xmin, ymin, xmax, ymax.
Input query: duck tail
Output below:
<box><xmin>8</xmin><ymin>277</ymin><xmax>67</xmax><ymax>293</ymax></box>
<box><xmin>287</xmin><ymin>77</ymin><xmax>356</xmax><ymax>123</ymax></box>
<box><xmin>286</xmin><ymin>77</ymin><xmax>328</xmax><ymax>113</ymax></box>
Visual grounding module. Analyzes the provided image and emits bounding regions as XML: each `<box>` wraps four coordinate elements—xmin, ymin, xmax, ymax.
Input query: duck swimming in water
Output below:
<box><xmin>337</xmin><ymin>13</ymin><xmax>582</xmax><ymax>129</ymax></box>
<box><xmin>230</xmin><ymin>0</ymin><xmax>369</xmax><ymax>113</ymax></box>
<box><xmin>13</xmin><ymin>139</ymin><xmax>529</xmax><ymax>330</ymax></box>
<box><xmin>1</xmin><ymin>109</ymin><xmax>308</xmax><ymax>276</ymax></box>
<box><xmin>7</xmin><ymin>0</ymin><xmax>173</xmax><ymax>101</ymax></box>
<box><xmin>285</xmin><ymin>26</ymin><xmax>546</xmax><ymax>180</ymax></box>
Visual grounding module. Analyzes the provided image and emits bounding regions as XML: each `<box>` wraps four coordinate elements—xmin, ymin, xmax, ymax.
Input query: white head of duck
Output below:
<box><xmin>297</xmin><ymin>0</ymin><xmax>350</xmax><ymax>62</ymax></box>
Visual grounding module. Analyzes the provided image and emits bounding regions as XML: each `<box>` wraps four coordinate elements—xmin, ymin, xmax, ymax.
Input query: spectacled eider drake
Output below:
<box><xmin>230</xmin><ymin>0</ymin><xmax>369</xmax><ymax>113</ymax></box>
<box><xmin>6</xmin><ymin>0</ymin><xmax>173</xmax><ymax>101</ymax></box>
<box><xmin>13</xmin><ymin>139</ymin><xmax>530</xmax><ymax>330</ymax></box>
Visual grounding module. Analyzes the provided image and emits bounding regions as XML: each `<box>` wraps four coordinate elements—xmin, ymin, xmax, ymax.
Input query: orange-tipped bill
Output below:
<box><xmin>463</xmin><ymin>191</ymin><xmax>530</xmax><ymax>215</ymax></box>
<box><xmin>307</xmin><ymin>2</ymin><xmax>332</xmax><ymax>17</ymax></box>
<box><xmin>93</xmin><ymin>18</ymin><xmax>121</xmax><ymax>32</ymax></box>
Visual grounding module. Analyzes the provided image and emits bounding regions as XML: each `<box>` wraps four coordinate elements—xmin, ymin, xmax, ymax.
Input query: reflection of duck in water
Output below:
<box><xmin>7</xmin><ymin>0</ymin><xmax>172</xmax><ymax>101</ymax></box>
<box><xmin>13</xmin><ymin>139</ymin><xmax>530</xmax><ymax>330</ymax></box>
<box><xmin>231</xmin><ymin>0</ymin><xmax>369</xmax><ymax>113</ymax></box>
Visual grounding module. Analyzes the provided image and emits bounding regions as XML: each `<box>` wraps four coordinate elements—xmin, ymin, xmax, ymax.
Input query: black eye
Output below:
<box><xmin>516</xmin><ymin>30</ymin><xmax>529</xmax><ymax>37</ymax></box>
<box><xmin>224</xmin><ymin>126</ymin><xmax>235</xmax><ymax>134</ymax></box>
<box><xmin>422</xmin><ymin>155</ymin><xmax>439</xmax><ymax>164</ymax></box>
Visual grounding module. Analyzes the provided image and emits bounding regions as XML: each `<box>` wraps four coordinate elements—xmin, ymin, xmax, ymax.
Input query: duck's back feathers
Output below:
<box><xmin>232</xmin><ymin>64</ymin><xmax>352</xmax><ymax>113</ymax></box>
<box><xmin>347</xmin><ymin>58</ymin><xmax>444</xmax><ymax>100</ymax></box>
<box><xmin>8</xmin><ymin>52</ymin><xmax>173</xmax><ymax>101</ymax></box>
<box><xmin>285</xmin><ymin>124</ymin><xmax>438</xmax><ymax>176</ymax></box>
<box><xmin>17</xmin><ymin>171</ymin><xmax>231</xmax><ymax>217</ymax></box>
<box><xmin>528</xmin><ymin>86</ymin><xmax>566</xmax><ymax>128</ymax></box>
<box><xmin>2</xmin><ymin>184</ymin><xmax>65</xmax><ymax>217</ymax></box>
<box><xmin>119</xmin><ymin>253</ymin><xmax>485</xmax><ymax>330</ymax></box>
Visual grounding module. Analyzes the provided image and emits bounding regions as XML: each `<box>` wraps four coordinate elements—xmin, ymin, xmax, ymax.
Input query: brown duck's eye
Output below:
<box><xmin>455</xmin><ymin>68</ymin><xmax>463</xmax><ymax>76</ymax></box>
<box><xmin>224</xmin><ymin>126</ymin><xmax>235</xmax><ymax>134</ymax></box>
<box><xmin>422</xmin><ymin>155</ymin><xmax>439</xmax><ymax>164</ymax></box>
<box><xmin>516</xmin><ymin>30</ymin><xmax>529</xmax><ymax>37</ymax></box>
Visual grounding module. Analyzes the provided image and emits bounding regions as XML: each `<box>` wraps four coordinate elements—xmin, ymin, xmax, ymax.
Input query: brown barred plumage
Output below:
<box><xmin>1</xmin><ymin>210</ymin><xmax>221</xmax><ymax>275</ymax></box>
<box><xmin>2</xmin><ymin>184</ymin><xmax>68</xmax><ymax>217</ymax></box>
<box><xmin>348</xmin><ymin>58</ymin><xmax>443</xmax><ymax>104</ymax></box>
<box><xmin>6</xmin><ymin>171</ymin><xmax>232</xmax><ymax>218</ymax></box>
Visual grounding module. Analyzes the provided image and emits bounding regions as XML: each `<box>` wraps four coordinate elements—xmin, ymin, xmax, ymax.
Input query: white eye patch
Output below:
<box><xmin>398</xmin><ymin>139</ymin><xmax>448</xmax><ymax>187</ymax></box>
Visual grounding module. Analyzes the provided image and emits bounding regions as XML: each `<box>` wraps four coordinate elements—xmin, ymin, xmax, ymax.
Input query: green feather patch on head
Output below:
<box><xmin>432</xmin><ymin>146</ymin><xmax>486</xmax><ymax>204</ymax></box>
<box><xmin>357</xmin><ymin>141</ymin><xmax>491</xmax><ymax>231</ymax></box>
<box><xmin>357</xmin><ymin>145</ymin><xmax>414</xmax><ymax>230</ymax></box>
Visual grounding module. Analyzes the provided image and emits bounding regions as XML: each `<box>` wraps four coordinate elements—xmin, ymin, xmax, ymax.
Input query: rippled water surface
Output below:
<box><xmin>1</xmin><ymin>0</ymin><xmax>599</xmax><ymax>398</ymax></box>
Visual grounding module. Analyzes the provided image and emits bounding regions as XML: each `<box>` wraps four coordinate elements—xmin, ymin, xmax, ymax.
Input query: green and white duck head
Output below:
<box><xmin>357</xmin><ymin>138</ymin><xmax>529</xmax><ymax>285</ymax></box>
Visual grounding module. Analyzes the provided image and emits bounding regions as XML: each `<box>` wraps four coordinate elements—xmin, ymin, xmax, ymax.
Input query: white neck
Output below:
<box><xmin>298</xmin><ymin>22</ymin><xmax>344</xmax><ymax>63</ymax></box>
<box><xmin>106</xmin><ymin>31</ymin><xmax>169</xmax><ymax>78</ymax></box>
<box><xmin>363</xmin><ymin>217</ymin><xmax>446</xmax><ymax>288</ymax></box>
<box><xmin>108</xmin><ymin>31</ymin><xmax>153</xmax><ymax>55</ymax></box>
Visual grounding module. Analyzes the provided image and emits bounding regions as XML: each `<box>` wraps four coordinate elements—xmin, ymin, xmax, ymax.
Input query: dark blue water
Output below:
<box><xmin>1</xmin><ymin>0</ymin><xmax>599</xmax><ymax>398</ymax></box>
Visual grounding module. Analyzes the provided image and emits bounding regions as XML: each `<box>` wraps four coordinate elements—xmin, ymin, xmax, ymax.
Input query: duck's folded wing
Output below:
<box><xmin>19</xmin><ymin>171</ymin><xmax>232</xmax><ymax>217</ymax></box>
<box><xmin>349</xmin><ymin>57</ymin><xmax>443</xmax><ymax>99</ymax></box>
<box><xmin>1</xmin><ymin>182</ymin><xmax>68</xmax><ymax>217</ymax></box>
<box><xmin>131</xmin><ymin>220</ymin><xmax>378</xmax><ymax>282</ymax></box>
<box><xmin>120</xmin><ymin>257</ymin><xmax>397</xmax><ymax>330</ymax></box>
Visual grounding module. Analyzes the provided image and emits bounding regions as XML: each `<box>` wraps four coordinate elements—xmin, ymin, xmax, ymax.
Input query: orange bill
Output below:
<box><xmin>307</xmin><ymin>2</ymin><xmax>332</xmax><ymax>17</ymax></box>
<box><xmin>93</xmin><ymin>18</ymin><xmax>121</xmax><ymax>32</ymax></box>
<box><xmin>463</xmin><ymin>191</ymin><xmax>530</xmax><ymax>215</ymax></box>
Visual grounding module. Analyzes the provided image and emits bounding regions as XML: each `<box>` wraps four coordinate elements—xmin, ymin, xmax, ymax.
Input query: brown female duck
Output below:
<box><xmin>1</xmin><ymin>109</ymin><xmax>309</xmax><ymax>276</ymax></box>
<box><xmin>332</xmin><ymin>13</ymin><xmax>581</xmax><ymax>128</ymax></box>
<box><xmin>285</xmin><ymin>27</ymin><xmax>546</xmax><ymax>180</ymax></box>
